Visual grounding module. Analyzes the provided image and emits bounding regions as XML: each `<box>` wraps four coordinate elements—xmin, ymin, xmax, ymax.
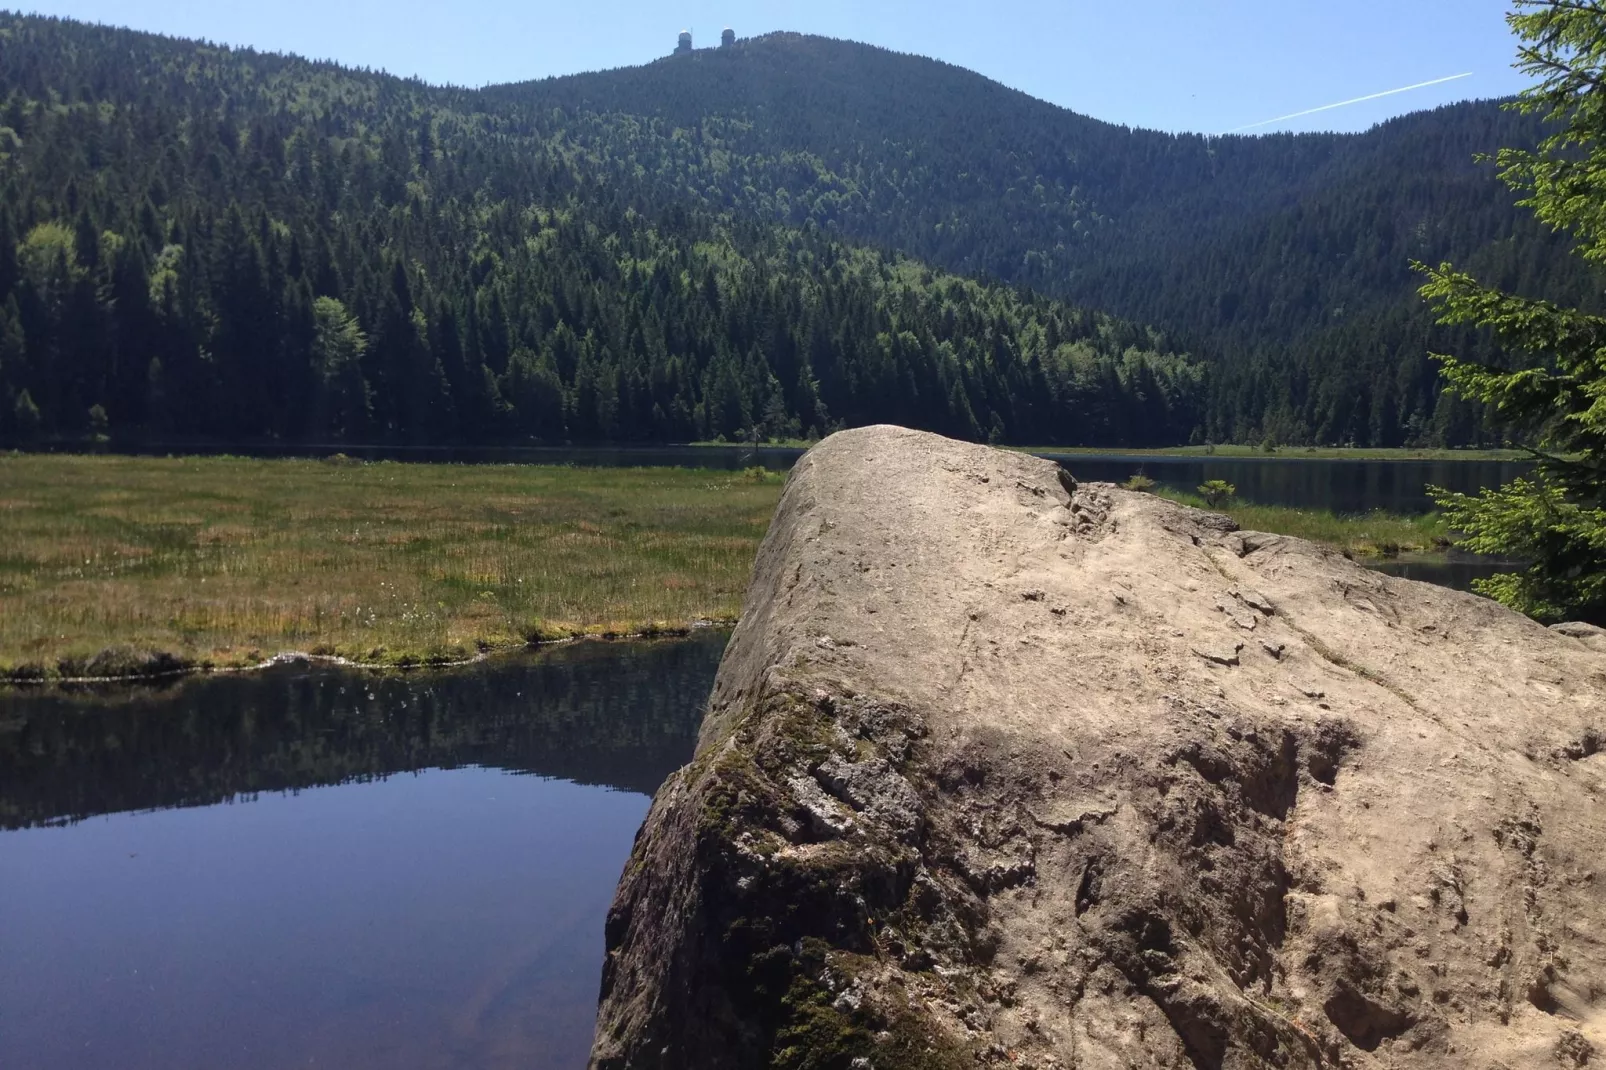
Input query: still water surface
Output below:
<box><xmin>1040</xmin><ymin>454</ymin><xmax>1532</xmax><ymax>515</ymax></box>
<box><xmin>1365</xmin><ymin>551</ymin><xmax>1523</xmax><ymax>591</ymax></box>
<box><xmin>0</xmin><ymin>634</ymin><xmax>724</xmax><ymax>1070</ymax></box>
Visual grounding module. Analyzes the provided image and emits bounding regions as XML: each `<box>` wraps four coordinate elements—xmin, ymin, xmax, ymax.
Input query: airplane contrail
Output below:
<box><xmin>1227</xmin><ymin>72</ymin><xmax>1475</xmax><ymax>133</ymax></box>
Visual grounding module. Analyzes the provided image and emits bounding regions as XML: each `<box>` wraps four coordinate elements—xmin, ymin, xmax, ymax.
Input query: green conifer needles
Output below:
<box><xmin>1417</xmin><ymin>0</ymin><xmax>1606</xmax><ymax>624</ymax></box>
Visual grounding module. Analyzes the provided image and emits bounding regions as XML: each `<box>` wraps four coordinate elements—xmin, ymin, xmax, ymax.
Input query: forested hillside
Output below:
<box><xmin>0</xmin><ymin>14</ymin><xmax>1592</xmax><ymax>447</ymax></box>
<box><xmin>499</xmin><ymin>34</ymin><xmax>1596</xmax><ymax>446</ymax></box>
<box><xmin>0</xmin><ymin>15</ymin><xmax>1199</xmax><ymax>446</ymax></box>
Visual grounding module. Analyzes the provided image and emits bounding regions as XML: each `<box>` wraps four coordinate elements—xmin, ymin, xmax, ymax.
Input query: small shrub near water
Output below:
<box><xmin>1123</xmin><ymin>473</ymin><xmax>1157</xmax><ymax>493</ymax></box>
<box><xmin>1198</xmin><ymin>479</ymin><xmax>1237</xmax><ymax>508</ymax></box>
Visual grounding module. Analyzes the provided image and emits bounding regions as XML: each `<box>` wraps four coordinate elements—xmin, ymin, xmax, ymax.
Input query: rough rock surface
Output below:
<box><xmin>591</xmin><ymin>426</ymin><xmax>1606</xmax><ymax>1070</ymax></box>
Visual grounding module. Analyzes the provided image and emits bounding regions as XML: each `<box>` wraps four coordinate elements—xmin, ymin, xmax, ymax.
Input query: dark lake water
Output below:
<box><xmin>1365</xmin><ymin>551</ymin><xmax>1522</xmax><ymax>591</ymax></box>
<box><xmin>0</xmin><ymin>633</ymin><xmax>726</xmax><ymax>1070</ymax></box>
<box><xmin>45</xmin><ymin>440</ymin><xmax>1528</xmax><ymax>514</ymax></box>
<box><xmin>1040</xmin><ymin>454</ymin><xmax>1532</xmax><ymax>515</ymax></box>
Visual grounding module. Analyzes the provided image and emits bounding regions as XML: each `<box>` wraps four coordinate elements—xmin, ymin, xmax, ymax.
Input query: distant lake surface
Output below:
<box><xmin>1040</xmin><ymin>453</ymin><xmax>1532</xmax><ymax>515</ymax></box>
<box><xmin>44</xmin><ymin>441</ymin><xmax>1529</xmax><ymax>514</ymax></box>
<box><xmin>0</xmin><ymin>634</ymin><xmax>724</xmax><ymax>1070</ymax></box>
<box><xmin>1365</xmin><ymin>551</ymin><xmax>1522</xmax><ymax>591</ymax></box>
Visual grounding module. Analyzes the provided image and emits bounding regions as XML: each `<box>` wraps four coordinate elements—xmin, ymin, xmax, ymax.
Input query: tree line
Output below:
<box><xmin>493</xmin><ymin>32</ymin><xmax>1602</xmax><ymax>447</ymax></box>
<box><xmin>1</xmin><ymin>13</ymin><xmax>1600</xmax><ymax>449</ymax></box>
<box><xmin>0</xmin><ymin>14</ymin><xmax>1202</xmax><ymax>447</ymax></box>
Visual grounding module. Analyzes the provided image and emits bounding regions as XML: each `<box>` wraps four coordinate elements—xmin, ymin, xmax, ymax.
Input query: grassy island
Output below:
<box><xmin>0</xmin><ymin>453</ymin><xmax>783</xmax><ymax>679</ymax></box>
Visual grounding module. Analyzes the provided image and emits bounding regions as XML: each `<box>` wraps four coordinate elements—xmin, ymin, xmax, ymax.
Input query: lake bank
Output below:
<box><xmin>1152</xmin><ymin>488</ymin><xmax>1454</xmax><ymax>557</ymax></box>
<box><xmin>0</xmin><ymin>453</ymin><xmax>1511</xmax><ymax>683</ymax></box>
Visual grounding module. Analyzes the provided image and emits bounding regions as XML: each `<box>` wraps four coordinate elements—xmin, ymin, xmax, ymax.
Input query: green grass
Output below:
<box><xmin>0</xmin><ymin>453</ymin><xmax>786</xmax><ymax>680</ymax></box>
<box><xmin>1154</xmin><ymin>488</ymin><xmax>1452</xmax><ymax>557</ymax></box>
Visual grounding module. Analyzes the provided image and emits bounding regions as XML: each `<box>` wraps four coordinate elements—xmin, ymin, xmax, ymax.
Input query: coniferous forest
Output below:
<box><xmin>0</xmin><ymin>14</ymin><xmax>1595</xmax><ymax>447</ymax></box>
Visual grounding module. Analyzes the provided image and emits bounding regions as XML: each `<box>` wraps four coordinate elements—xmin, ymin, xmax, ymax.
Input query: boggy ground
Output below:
<box><xmin>0</xmin><ymin>453</ymin><xmax>780</xmax><ymax>679</ymax></box>
<box><xmin>593</xmin><ymin>426</ymin><xmax>1606</xmax><ymax>1070</ymax></box>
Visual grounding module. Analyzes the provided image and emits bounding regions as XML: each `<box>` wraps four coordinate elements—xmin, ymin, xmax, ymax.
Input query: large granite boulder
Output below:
<box><xmin>592</xmin><ymin>426</ymin><xmax>1606</xmax><ymax>1070</ymax></box>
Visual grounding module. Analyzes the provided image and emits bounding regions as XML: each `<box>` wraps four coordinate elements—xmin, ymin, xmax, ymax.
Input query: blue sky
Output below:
<box><xmin>14</xmin><ymin>0</ymin><xmax>1531</xmax><ymax>134</ymax></box>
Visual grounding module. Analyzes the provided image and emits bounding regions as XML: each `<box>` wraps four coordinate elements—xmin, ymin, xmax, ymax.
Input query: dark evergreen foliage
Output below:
<box><xmin>498</xmin><ymin>33</ymin><xmax>1600</xmax><ymax>447</ymax></box>
<box><xmin>1417</xmin><ymin>0</ymin><xmax>1606</xmax><ymax>624</ymax></box>
<box><xmin>0</xmin><ymin>15</ymin><xmax>1595</xmax><ymax>446</ymax></box>
<box><xmin>0</xmin><ymin>14</ymin><xmax>1199</xmax><ymax>447</ymax></box>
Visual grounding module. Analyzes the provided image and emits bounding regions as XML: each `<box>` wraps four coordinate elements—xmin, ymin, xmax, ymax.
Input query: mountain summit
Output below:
<box><xmin>496</xmin><ymin>32</ymin><xmax>1578</xmax><ymax>444</ymax></box>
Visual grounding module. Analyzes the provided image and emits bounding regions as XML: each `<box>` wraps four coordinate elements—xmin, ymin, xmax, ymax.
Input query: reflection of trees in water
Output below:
<box><xmin>0</xmin><ymin>634</ymin><xmax>725</xmax><ymax>829</ymax></box>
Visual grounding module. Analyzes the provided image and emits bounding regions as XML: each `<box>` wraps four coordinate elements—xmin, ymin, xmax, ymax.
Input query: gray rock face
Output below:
<box><xmin>591</xmin><ymin>426</ymin><xmax>1606</xmax><ymax>1070</ymax></box>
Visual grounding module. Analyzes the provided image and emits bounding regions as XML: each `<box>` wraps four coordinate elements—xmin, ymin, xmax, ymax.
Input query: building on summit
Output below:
<box><xmin>675</xmin><ymin>26</ymin><xmax>733</xmax><ymax>54</ymax></box>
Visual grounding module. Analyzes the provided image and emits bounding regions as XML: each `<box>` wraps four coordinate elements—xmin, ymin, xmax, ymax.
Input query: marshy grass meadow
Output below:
<box><xmin>0</xmin><ymin>453</ymin><xmax>785</xmax><ymax>678</ymax></box>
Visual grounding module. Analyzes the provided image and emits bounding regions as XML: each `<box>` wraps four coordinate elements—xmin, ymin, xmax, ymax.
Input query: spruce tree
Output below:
<box><xmin>1418</xmin><ymin>0</ymin><xmax>1606</xmax><ymax>624</ymax></box>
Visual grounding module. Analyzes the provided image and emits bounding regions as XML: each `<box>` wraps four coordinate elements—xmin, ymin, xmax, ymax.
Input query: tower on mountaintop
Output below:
<box><xmin>675</xmin><ymin>30</ymin><xmax>692</xmax><ymax>55</ymax></box>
